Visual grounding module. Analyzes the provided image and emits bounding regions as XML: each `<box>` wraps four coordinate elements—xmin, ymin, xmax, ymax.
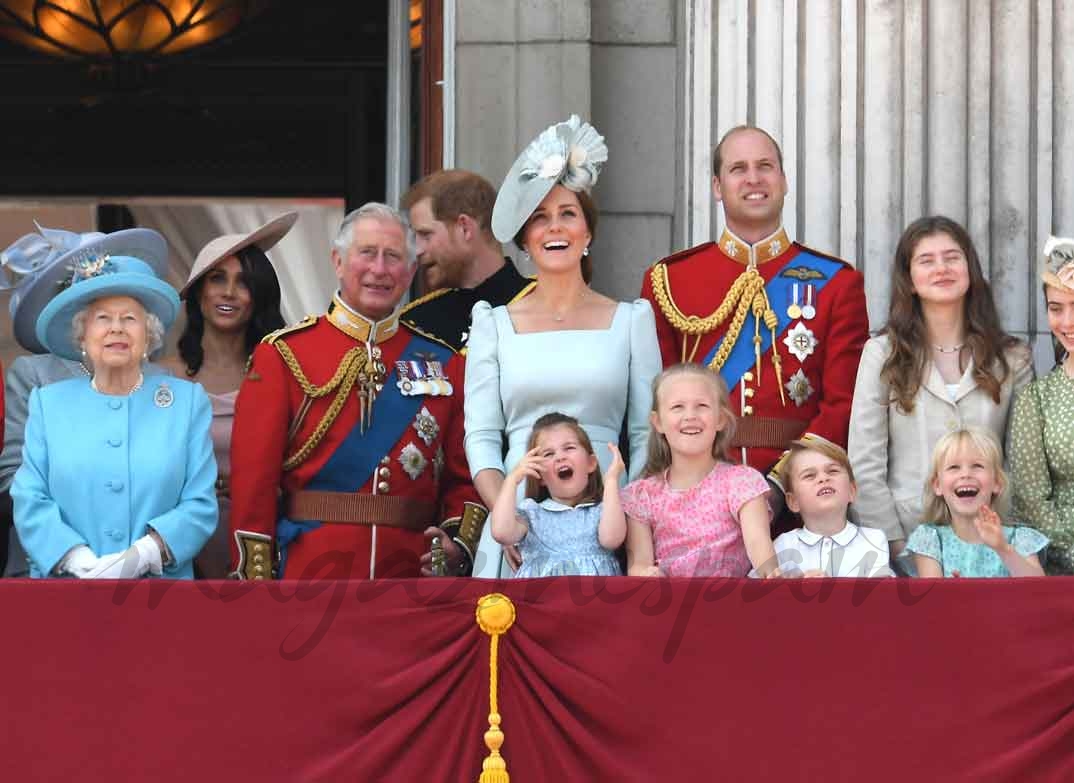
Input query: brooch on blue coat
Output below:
<box><xmin>154</xmin><ymin>383</ymin><xmax>174</xmax><ymax>408</ymax></box>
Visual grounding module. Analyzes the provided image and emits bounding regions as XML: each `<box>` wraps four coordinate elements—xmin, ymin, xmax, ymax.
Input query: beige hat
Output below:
<box><xmin>181</xmin><ymin>211</ymin><xmax>298</xmax><ymax>299</ymax></box>
<box><xmin>1041</xmin><ymin>235</ymin><xmax>1074</xmax><ymax>294</ymax></box>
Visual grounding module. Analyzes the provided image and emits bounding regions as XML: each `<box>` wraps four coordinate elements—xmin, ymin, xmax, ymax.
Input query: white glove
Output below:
<box><xmin>59</xmin><ymin>545</ymin><xmax>100</xmax><ymax>578</ymax></box>
<box><xmin>86</xmin><ymin>536</ymin><xmax>164</xmax><ymax>579</ymax></box>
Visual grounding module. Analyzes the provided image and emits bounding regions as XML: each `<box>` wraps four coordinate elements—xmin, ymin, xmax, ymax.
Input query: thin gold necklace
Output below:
<box><xmin>550</xmin><ymin>288</ymin><xmax>589</xmax><ymax>322</ymax></box>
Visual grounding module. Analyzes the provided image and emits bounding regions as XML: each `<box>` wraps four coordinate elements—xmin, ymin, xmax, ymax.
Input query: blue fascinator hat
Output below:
<box><xmin>491</xmin><ymin>114</ymin><xmax>608</xmax><ymax>245</ymax></box>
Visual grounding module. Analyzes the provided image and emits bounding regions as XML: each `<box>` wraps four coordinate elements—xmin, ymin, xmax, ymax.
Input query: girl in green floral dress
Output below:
<box><xmin>1009</xmin><ymin>236</ymin><xmax>1074</xmax><ymax>574</ymax></box>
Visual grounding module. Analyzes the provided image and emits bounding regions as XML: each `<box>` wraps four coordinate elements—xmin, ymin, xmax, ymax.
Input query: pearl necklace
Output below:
<box><xmin>91</xmin><ymin>372</ymin><xmax>144</xmax><ymax>396</ymax></box>
<box><xmin>932</xmin><ymin>343</ymin><xmax>964</xmax><ymax>354</ymax></box>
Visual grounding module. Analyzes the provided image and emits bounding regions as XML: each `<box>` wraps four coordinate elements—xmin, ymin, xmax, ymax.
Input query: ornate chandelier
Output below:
<box><xmin>0</xmin><ymin>0</ymin><xmax>269</xmax><ymax>60</ymax></box>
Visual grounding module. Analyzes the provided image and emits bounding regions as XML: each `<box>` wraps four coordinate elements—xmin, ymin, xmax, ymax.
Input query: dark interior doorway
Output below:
<box><xmin>0</xmin><ymin>1</ymin><xmax>390</xmax><ymax>208</ymax></box>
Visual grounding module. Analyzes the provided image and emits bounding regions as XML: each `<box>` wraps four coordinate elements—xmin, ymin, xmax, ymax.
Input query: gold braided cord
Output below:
<box><xmin>273</xmin><ymin>340</ymin><xmax>368</xmax><ymax>471</ymax></box>
<box><xmin>488</xmin><ymin>632</ymin><xmax>500</xmax><ymax>715</ymax></box>
<box><xmin>649</xmin><ymin>262</ymin><xmax>754</xmax><ymax>335</ymax></box>
<box><xmin>704</xmin><ymin>280</ymin><xmax>758</xmax><ymax>371</ymax></box>
<box><xmin>751</xmin><ymin>290</ymin><xmax>767</xmax><ymax>319</ymax></box>
<box><xmin>651</xmin><ymin>260</ymin><xmax>788</xmax><ymax>405</ymax></box>
<box><xmin>651</xmin><ymin>262</ymin><xmax>772</xmax><ymax>365</ymax></box>
<box><xmin>477</xmin><ymin>594</ymin><xmax>515</xmax><ymax>783</ymax></box>
<box><xmin>274</xmin><ymin>340</ymin><xmax>365</xmax><ymax>398</ymax></box>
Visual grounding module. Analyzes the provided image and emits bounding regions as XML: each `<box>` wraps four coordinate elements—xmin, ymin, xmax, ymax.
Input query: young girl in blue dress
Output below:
<box><xmin>489</xmin><ymin>412</ymin><xmax>625</xmax><ymax>576</ymax></box>
<box><xmin>907</xmin><ymin>426</ymin><xmax>1047</xmax><ymax>577</ymax></box>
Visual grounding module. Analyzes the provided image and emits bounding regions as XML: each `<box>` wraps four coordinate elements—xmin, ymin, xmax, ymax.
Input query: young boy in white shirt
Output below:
<box><xmin>767</xmin><ymin>436</ymin><xmax>892</xmax><ymax>578</ymax></box>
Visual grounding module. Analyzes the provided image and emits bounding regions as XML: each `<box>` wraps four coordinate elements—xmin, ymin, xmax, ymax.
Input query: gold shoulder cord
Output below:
<box><xmin>273</xmin><ymin>340</ymin><xmax>370</xmax><ymax>470</ymax></box>
<box><xmin>649</xmin><ymin>263</ymin><xmax>786</xmax><ymax>404</ymax></box>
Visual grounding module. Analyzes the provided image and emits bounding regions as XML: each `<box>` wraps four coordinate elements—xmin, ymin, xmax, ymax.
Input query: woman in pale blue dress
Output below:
<box><xmin>465</xmin><ymin>115</ymin><xmax>661</xmax><ymax>577</ymax></box>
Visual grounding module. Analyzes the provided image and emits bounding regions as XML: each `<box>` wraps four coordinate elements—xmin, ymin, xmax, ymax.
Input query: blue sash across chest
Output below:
<box><xmin>276</xmin><ymin>333</ymin><xmax>454</xmax><ymax>556</ymax></box>
<box><xmin>700</xmin><ymin>248</ymin><xmax>843</xmax><ymax>391</ymax></box>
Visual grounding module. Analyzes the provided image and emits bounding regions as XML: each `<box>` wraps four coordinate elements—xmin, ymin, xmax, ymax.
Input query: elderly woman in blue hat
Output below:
<box><xmin>11</xmin><ymin>252</ymin><xmax>217</xmax><ymax>579</ymax></box>
<box><xmin>0</xmin><ymin>224</ymin><xmax>173</xmax><ymax>577</ymax></box>
<box><xmin>464</xmin><ymin>115</ymin><xmax>662</xmax><ymax>577</ymax></box>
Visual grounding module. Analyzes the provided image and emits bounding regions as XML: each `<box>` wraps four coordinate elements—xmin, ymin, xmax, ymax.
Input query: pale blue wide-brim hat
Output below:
<box><xmin>491</xmin><ymin>114</ymin><xmax>609</xmax><ymax>245</ymax></box>
<box><xmin>0</xmin><ymin>225</ymin><xmax>168</xmax><ymax>353</ymax></box>
<box><xmin>35</xmin><ymin>255</ymin><xmax>180</xmax><ymax>362</ymax></box>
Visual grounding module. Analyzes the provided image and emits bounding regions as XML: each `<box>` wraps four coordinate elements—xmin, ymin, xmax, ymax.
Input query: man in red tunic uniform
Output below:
<box><xmin>229</xmin><ymin>203</ymin><xmax>485</xmax><ymax>580</ymax></box>
<box><xmin>640</xmin><ymin>126</ymin><xmax>869</xmax><ymax>500</ymax></box>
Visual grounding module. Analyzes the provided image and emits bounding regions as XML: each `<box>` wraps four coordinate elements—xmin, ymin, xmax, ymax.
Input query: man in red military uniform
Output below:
<box><xmin>229</xmin><ymin>203</ymin><xmax>486</xmax><ymax>580</ymax></box>
<box><xmin>641</xmin><ymin>126</ymin><xmax>868</xmax><ymax>500</ymax></box>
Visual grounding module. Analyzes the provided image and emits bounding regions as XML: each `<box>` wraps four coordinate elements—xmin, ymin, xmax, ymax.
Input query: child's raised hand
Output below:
<box><xmin>974</xmin><ymin>504</ymin><xmax>1008</xmax><ymax>552</ymax></box>
<box><xmin>604</xmin><ymin>443</ymin><xmax>625</xmax><ymax>483</ymax></box>
<box><xmin>508</xmin><ymin>447</ymin><xmax>546</xmax><ymax>485</ymax></box>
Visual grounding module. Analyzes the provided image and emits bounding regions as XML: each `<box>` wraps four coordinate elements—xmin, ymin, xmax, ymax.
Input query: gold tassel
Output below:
<box><xmin>762</xmin><ymin>305</ymin><xmax>786</xmax><ymax>406</ymax></box>
<box><xmin>476</xmin><ymin>593</ymin><xmax>516</xmax><ymax>783</ymax></box>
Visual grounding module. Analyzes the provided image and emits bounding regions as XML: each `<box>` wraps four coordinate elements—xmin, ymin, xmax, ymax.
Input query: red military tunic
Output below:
<box><xmin>640</xmin><ymin>227</ymin><xmax>869</xmax><ymax>476</ymax></box>
<box><xmin>229</xmin><ymin>295</ymin><xmax>481</xmax><ymax>579</ymax></box>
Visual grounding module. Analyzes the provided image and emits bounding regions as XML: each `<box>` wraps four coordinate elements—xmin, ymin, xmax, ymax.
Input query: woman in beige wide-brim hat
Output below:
<box><xmin>1008</xmin><ymin>236</ymin><xmax>1074</xmax><ymax>574</ymax></box>
<box><xmin>162</xmin><ymin>212</ymin><xmax>295</xmax><ymax>577</ymax></box>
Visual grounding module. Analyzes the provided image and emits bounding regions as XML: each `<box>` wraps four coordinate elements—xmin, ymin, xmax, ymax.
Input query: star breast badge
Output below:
<box><xmin>785</xmin><ymin>369</ymin><xmax>814</xmax><ymax>407</ymax></box>
<box><xmin>398</xmin><ymin>442</ymin><xmax>427</xmax><ymax>480</ymax></box>
<box><xmin>782</xmin><ymin>321</ymin><xmax>818</xmax><ymax>362</ymax></box>
<box><xmin>412</xmin><ymin>406</ymin><xmax>440</xmax><ymax>446</ymax></box>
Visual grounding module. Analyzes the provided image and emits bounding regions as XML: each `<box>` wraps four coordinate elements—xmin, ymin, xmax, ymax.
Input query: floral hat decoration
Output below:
<box><xmin>1041</xmin><ymin>235</ymin><xmax>1074</xmax><ymax>294</ymax></box>
<box><xmin>491</xmin><ymin>114</ymin><xmax>608</xmax><ymax>245</ymax></box>
<box><xmin>0</xmin><ymin>224</ymin><xmax>168</xmax><ymax>354</ymax></box>
<box><xmin>35</xmin><ymin>254</ymin><xmax>180</xmax><ymax>362</ymax></box>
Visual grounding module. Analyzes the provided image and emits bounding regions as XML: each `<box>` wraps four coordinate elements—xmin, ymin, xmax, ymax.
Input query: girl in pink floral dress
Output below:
<box><xmin>622</xmin><ymin>364</ymin><xmax>779</xmax><ymax>577</ymax></box>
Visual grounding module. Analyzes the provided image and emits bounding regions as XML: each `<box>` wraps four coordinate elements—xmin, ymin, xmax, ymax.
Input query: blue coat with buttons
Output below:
<box><xmin>11</xmin><ymin>375</ymin><xmax>218</xmax><ymax>578</ymax></box>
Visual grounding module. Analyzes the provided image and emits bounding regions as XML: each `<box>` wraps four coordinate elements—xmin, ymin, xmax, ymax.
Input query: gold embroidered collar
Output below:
<box><xmin>326</xmin><ymin>293</ymin><xmax>400</xmax><ymax>344</ymax></box>
<box><xmin>718</xmin><ymin>226</ymin><xmax>790</xmax><ymax>268</ymax></box>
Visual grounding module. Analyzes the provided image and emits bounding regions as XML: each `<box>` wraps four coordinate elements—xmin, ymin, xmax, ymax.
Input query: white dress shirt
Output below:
<box><xmin>769</xmin><ymin>522</ymin><xmax>893</xmax><ymax>577</ymax></box>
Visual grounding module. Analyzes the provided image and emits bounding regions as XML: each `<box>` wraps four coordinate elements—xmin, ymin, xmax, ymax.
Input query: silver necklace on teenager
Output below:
<box><xmin>932</xmin><ymin>343</ymin><xmax>964</xmax><ymax>354</ymax></box>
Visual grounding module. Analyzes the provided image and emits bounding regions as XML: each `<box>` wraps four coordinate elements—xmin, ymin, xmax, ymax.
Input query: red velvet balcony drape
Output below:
<box><xmin>3</xmin><ymin>576</ymin><xmax>1073</xmax><ymax>781</ymax></box>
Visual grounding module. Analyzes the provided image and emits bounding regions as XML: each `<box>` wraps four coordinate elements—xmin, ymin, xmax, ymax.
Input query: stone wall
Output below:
<box><xmin>454</xmin><ymin>0</ymin><xmax>1074</xmax><ymax>370</ymax></box>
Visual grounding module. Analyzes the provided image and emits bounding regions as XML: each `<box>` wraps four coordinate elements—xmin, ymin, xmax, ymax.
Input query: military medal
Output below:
<box><xmin>801</xmin><ymin>284</ymin><xmax>817</xmax><ymax>320</ymax></box>
<box><xmin>423</xmin><ymin>358</ymin><xmax>453</xmax><ymax>396</ymax></box>
<box><xmin>786</xmin><ymin>282</ymin><xmax>802</xmax><ymax>320</ymax></box>
<box><xmin>783</xmin><ymin>322</ymin><xmax>818</xmax><ymax>362</ymax></box>
<box><xmin>785</xmin><ymin>369</ymin><xmax>814</xmax><ymax>407</ymax></box>
<box><xmin>395</xmin><ymin>355</ymin><xmax>454</xmax><ymax>397</ymax></box>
